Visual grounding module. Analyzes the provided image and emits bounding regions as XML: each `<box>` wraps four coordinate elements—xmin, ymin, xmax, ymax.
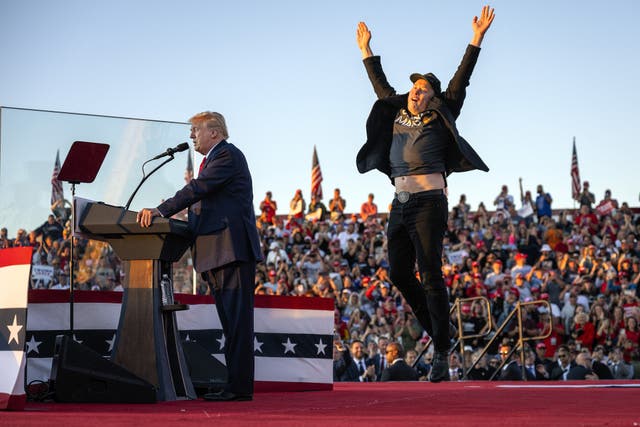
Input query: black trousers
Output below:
<box><xmin>387</xmin><ymin>192</ymin><xmax>450</xmax><ymax>352</ymax></box>
<box><xmin>204</xmin><ymin>260</ymin><xmax>256</xmax><ymax>395</ymax></box>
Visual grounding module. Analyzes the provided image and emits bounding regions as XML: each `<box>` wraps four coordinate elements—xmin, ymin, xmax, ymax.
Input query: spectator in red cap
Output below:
<box><xmin>510</xmin><ymin>252</ymin><xmax>532</xmax><ymax>278</ymax></box>
<box><xmin>535</xmin><ymin>342</ymin><xmax>553</xmax><ymax>372</ymax></box>
<box><xmin>263</xmin><ymin>269</ymin><xmax>278</xmax><ymax>293</ymax></box>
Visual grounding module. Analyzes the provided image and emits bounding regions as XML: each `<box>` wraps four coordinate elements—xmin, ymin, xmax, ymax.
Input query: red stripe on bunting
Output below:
<box><xmin>28</xmin><ymin>290</ymin><xmax>335</xmax><ymax>311</ymax></box>
<box><xmin>0</xmin><ymin>247</ymin><xmax>33</xmax><ymax>269</ymax></box>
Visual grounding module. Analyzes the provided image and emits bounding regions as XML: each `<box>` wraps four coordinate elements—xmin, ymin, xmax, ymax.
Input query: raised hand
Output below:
<box><xmin>356</xmin><ymin>21</ymin><xmax>373</xmax><ymax>58</ymax></box>
<box><xmin>471</xmin><ymin>5</ymin><xmax>496</xmax><ymax>47</ymax></box>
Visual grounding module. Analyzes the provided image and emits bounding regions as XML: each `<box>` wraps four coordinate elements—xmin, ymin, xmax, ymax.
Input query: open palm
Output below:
<box><xmin>472</xmin><ymin>5</ymin><xmax>495</xmax><ymax>36</ymax></box>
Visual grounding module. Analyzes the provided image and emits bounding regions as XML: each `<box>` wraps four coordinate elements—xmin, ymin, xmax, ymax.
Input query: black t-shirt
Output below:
<box><xmin>389</xmin><ymin>109</ymin><xmax>449</xmax><ymax>178</ymax></box>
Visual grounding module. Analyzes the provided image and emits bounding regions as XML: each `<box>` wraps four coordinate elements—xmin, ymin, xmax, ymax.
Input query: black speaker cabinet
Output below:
<box><xmin>50</xmin><ymin>335</ymin><xmax>157</xmax><ymax>403</ymax></box>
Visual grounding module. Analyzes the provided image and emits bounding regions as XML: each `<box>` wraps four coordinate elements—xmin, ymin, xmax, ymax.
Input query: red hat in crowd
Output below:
<box><xmin>268</xmin><ymin>270</ymin><xmax>276</xmax><ymax>277</ymax></box>
<box><xmin>508</xmin><ymin>287</ymin><xmax>520</xmax><ymax>299</ymax></box>
<box><xmin>515</xmin><ymin>253</ymin><xmax>527</xmax><ymax>260</ymax></box>
<box><xmin>536</xmin><ymin>342</ymin><xmax>546</xmax><ymax>350</ymax></box>
<box><xmin>362</xmin><ymin>277</ymin><xmax>371</xmax><ymax>285</ymax></box>
<box><xmin>540</xmin><ymin>293</ymin><xmax>550</xmax><ymax>301</ymax></box>
<box><xmin>472</xmin><ymin>261</ymin><xmax>480</xmax><ymax>268</ymax></box>
<box><xmin>461</xmin><ymin>304</ymin><xmax>472</xmax><ymax>314</ymax></box>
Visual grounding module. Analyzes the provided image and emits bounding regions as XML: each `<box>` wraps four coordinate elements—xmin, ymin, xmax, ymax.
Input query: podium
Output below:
<box><xmin>78</xmin><ymin>201</ymin><xmax>196</xmax><ymax>401</ymax></box>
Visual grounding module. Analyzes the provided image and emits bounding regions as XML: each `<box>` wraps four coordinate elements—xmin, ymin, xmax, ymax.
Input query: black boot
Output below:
<box><xmin>429</xmin><ymin>351</ymin><xmax>450</xmax><ymax>383</ymax></box>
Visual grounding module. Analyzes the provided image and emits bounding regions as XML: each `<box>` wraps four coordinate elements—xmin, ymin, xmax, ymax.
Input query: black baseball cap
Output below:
<box><xmin>410</xmin><ymin>72</ymin><xmax>441</xmax><ymax>94</ymax></box>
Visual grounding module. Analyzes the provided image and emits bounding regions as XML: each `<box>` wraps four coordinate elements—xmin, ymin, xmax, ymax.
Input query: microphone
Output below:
<box><xmin>151</xmin><ymin>142</ymin><xmax>190</xmax><ymax>160</ymax></box>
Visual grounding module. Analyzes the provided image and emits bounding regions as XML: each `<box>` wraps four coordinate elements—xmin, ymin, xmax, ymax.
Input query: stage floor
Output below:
<box><xmin>4</xmin><ymin>381</ymin><xmax>640</xmax><ymax>426</ymax></box>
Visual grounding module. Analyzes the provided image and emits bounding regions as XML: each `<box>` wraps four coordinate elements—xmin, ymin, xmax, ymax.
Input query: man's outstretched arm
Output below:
<box><xmin>444</xmin><ymin>5</ymin><xmax>496</xmax><ymax>118</ymax></box>
<box><xmin>357</xmin><ymin>21</ymin><xmax>396</xmax><ymax>99</ymax></box>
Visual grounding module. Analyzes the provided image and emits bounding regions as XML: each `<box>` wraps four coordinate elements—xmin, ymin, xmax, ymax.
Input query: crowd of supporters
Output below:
<box><xmin>2</xmin><ymin>181</ymin><xmax>639</xmax><ymax>381</ymax></box>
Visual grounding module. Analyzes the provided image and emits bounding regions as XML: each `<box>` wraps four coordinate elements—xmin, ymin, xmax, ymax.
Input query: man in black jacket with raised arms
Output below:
<box><xmin>356</xmin><ymin>5</ymin><xmax>495</xmax><ymax>382</ymax></box>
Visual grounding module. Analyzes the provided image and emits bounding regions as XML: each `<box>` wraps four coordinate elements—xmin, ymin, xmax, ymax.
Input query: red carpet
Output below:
<box><xmin>3</xmin><ymin>381</ymin><xmax>640</xmax><ymax>426</ymax></box>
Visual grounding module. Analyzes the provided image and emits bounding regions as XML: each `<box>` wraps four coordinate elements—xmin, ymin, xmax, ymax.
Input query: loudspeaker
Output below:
<box><xmin>182</xmin><ymin>341</ymin><xmax>227</xmax><ymax>391</ymax></box>
<box><xmin>50</xmin><ymin>335</ymin><xmax>157</xmax><ymax>403</ymax></box>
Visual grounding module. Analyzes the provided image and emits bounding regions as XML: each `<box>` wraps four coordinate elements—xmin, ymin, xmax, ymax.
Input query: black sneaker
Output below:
<box><xmin>429</xmin><ymin>351</ymin><xmax>450</xmax><ymax>383</ymax></box>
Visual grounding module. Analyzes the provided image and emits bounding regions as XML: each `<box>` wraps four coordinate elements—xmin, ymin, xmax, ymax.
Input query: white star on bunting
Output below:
<box><xmin>217</xmin><ymin>334</ymin><xmax>226</xmax><ymax>350</ymax></box>
<box><xmin>254</xmin><ymin>337</ymin><xmax>264</xmax><ymax>353</ymax></box>
<box><xmin>106</xmin><ymin>334</ymin><xmax>116</xmax><ymax>352</ymax></box>
<box><xmin>26</xmin><ymin>335</ymin><xmax>42</xmax><ymax>354</ymax></box>
<box><xmin>282</xmin><ymin>337</ymin><xmax>297</xmax><ymax>354</ymax></box>
<box><xmin>7</xmin><ymin>315</ymin><xmax>23</xmax><ymax>345</ymax></box>
<box><xmin>315</xmin><ymin>338</ymin><xmax>327</xmax><ymax>355</ymax></box>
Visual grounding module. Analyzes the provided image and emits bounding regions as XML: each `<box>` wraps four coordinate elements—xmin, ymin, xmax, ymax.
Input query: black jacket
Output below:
<box><xmin>356</xmin><ymin>45</ymin><xmax>489</xmax><ymax>182</ymax></box>
<box><xmin>157</xmin><ymin>141</ymin><xmax>263</xmax><ymax>272</ymax></box>
<box><xmin>381</xmin><ymin>360</ymin><xmax>419</xmax><ymax>381</ymax></box>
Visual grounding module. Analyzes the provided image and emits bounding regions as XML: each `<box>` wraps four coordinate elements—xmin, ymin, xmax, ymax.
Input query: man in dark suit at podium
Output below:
<box><xmin>137</xmin><ymin>111</ymin><xmax>263</xmax><ymax>401</ymax></box>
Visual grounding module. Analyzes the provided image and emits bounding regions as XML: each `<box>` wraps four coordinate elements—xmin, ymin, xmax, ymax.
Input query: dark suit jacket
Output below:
<box><xmin>549</xmin><ymin>361</ymin><xmax>576</xmax><ymax>380</ymax></box>
<box><xmin>157</xmin><ymin>141</ymin><xmax>263</xmax><ymax>272</ymax></box>
<box><xmin>333</xmin><ymin>349</ymin><xmax>372</xmax><ymax>382</ymax></box>
<box><xmin>356</xmin><ymin>45</ymin><xmax>489</xmax><ymax>182</ymax></box>
<box><xmin>499</xmin><ymin>360</ymin><xmax>523</xmax><ymax>381</ymax></box>
<box><xmin>567</xmin><ymin>365</ymin><xmax>594</xmax><ymax>380</ymax></box>
<box><xmin>381</xmin><ymin>360</ymin><xmax>418</xmax><ymax>381</ymax></box>
<box><xmin>592</xmin><ymin>361</ymin><xmax>613</xmax><ymax>380</ymax></box>
<box><xmin>370</xmin><ymin>353</ymin><xmax>386</xmax><ymax>381</ymax></box>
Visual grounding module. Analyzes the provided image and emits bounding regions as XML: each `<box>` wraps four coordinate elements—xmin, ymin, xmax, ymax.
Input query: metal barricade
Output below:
<box><xmin>467</xmin><ymin>300</ymin><xmax>553</xmax><ymax>381</ymax></box>
<box><xmin>413</xmin><ymin>296</ymin><xmax>493</xmax><ymax>372</ymax></box>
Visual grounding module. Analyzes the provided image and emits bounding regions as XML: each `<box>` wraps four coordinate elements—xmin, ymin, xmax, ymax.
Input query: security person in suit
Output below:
<box><xmin>137</xmin><ymin>111</ymin><xmax>262</xmax><ymax>401</ymax></box>
<box><xmin>381</xmin><ymin>342</ymin><xmax>418</xmax><ymax>381</ymax></box>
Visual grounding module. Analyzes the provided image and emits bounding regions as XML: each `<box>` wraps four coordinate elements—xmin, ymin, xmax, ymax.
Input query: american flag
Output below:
<box><xmin>50</xmin><ymin>149</ymin><xmax>64</xmax><ymax>206</ymax></box>
<box><xmin>0</xmin><ymin>247</ymin><xmax>32</xmax><ymax>410</ymax></box>
<box><xmin>311</xmin><ymin>146</ymin><xmax>323</xmax><ymax>200</ymax></box>
<box><xmin>570</xmin><ymin>137</ymin><xmax>581</xmax><ymax>201</ymax></box>
<box><xmin>185</xmin><ymin>148</ymin><xmax>194</xmax><ymax>182</ymax></box>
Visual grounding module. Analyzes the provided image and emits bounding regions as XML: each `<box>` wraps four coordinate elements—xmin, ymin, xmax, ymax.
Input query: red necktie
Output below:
<box><xmin>198</xmin><ymin>157</ymin><xmax>206</xmax><ymax>177</ymax></box>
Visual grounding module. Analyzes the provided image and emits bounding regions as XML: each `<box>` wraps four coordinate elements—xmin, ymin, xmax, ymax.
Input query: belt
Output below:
<box><xmin>394</xmin><ymin>189</ymin><xmax>445</xmax><ymax>203</ymax></box>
